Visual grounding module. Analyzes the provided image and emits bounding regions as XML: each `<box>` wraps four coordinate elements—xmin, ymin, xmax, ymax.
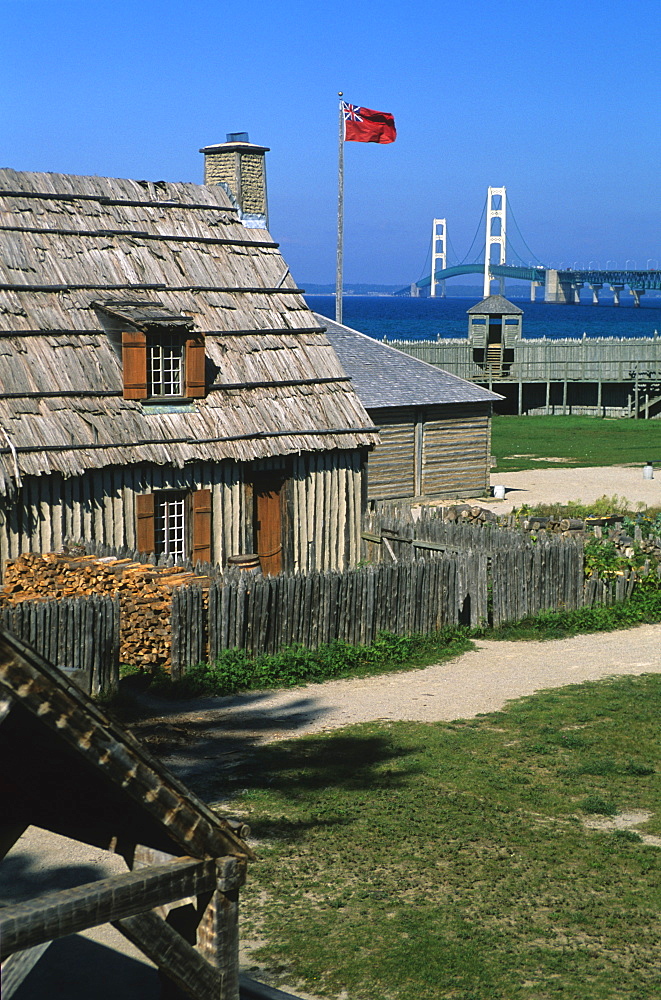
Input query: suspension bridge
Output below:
<box><xmin>405</xmin><ymin>187</ymin><xmax>661</xmax><ymax>306</ymax></box>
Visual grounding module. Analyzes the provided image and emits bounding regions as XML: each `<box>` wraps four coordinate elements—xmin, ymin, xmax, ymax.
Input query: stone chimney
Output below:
<box><xmin>200</xmin><ymin>133</ymin><xmax>269</xmax><ymax>229</ymax></box>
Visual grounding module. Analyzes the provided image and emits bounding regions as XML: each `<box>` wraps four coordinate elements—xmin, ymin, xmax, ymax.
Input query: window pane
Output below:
<box><xmin>156</xmin><ymin>493</ymin><xmax>186</xmax><ymax>561</ymax></box>
<box><xmin>149</xmin><ymin>336</ymin><xmax>184</xmax><ymax>396</ymax></box>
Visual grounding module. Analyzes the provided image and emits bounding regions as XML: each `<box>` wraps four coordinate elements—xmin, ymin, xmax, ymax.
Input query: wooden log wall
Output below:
<box><xmin>387</xmin><ymin>336</ymin><xmax>661</xmax><ymax>385</ymax></box>
<box><xmin>0</xmin><ymin>594</ymin><xmax>119</xmax><ymax>694</ymax></box>
<box><xmin>0</xmin><ymin>450</ymin><xmax>365</xmax><ymax>581</ymax></box>
<box><xmin>366</xmin><ymin>405</ymin><xmax>491</xmax><ymax>501</ymax></box>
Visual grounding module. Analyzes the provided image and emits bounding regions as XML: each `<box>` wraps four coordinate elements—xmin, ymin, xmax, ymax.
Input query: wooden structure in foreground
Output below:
<box><xmin>0</xmin><ymin>628</ymin><xmax>254</xmax><ymax>999</ymax></box>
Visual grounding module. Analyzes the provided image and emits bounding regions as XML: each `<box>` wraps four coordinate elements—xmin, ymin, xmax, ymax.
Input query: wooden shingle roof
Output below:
<box><xmin>0</xmin><ymin>169</ymin><xmax>377</xmax><ymax>492</ymax></box>
<box><xmin>319</xmin><ymin>315</ymin><xmax>502</xmax><ymax>409</ymax></box>
<box><xmin>466</xmin><ymin>295</ymin><xmax>523</xmax><ymax>315</ymax></box>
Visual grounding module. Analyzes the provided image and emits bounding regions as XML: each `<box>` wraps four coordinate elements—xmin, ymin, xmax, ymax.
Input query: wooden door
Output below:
<box><xmin>254</xmin><ymin>475</ymin><xmax>284</xmax><ymax>575</ymax></box>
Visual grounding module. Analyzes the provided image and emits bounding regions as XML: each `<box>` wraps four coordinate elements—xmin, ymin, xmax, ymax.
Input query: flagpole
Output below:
<box><xmin>336</xmin><ymin>91</ymin><xmax>344</xmax><ymax>325</ymax></box>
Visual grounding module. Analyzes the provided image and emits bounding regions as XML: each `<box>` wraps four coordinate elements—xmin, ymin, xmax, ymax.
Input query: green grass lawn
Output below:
<box><xmin>218</xmin><ymin>674</ymin><xmax>661</xmax><ymax>1000</ymax></box>
<box><xmin>492</xmin><ymin>415</ymin><xmax>661</xmax><ymax>472</ymax></box>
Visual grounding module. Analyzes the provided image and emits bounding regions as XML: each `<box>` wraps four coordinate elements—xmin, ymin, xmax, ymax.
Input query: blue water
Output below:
<box><xmin>305</xmin><ymin>295</ymin><xmax>661</xmax><ymax>342</ymax></box>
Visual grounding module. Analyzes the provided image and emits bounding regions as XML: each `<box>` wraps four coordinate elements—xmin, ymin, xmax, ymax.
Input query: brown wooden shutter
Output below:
<box><xmin>136</xmin><ymin>493</ymin><xmax>156</xmax><ymax>553</ymax></box>
<box><xmin>185</xmin><ymin>333</ymin><xmax>206</xmax><ymax>398</ymax></box>
<box><xmin>192</xmin><ymin>488</ymin><xmax>212</xmax><ymax>564</ymax></box>
<box><xmin>122</xmin><ymin>330</ymin><xmax>148</xmax><ymax>399</ymax></box>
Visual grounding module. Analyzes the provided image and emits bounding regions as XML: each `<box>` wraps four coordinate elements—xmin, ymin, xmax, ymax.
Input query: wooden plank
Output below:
<box><xmin>197</xmin><ymin>881</ymin><xmax>241</xmax><ymax>1000</ymax></box>
<box><xmin>1</xmin><ymin>942</ymin><xmax>53</xmax><ymax>1000</ymax></box>
<box><xmin>114</xmin><ymin>910</ymin><xmax>222</xmax><ymax>1000</ymax></box>
<box><xmin>0</xmin><ymin>858</ymin><xmax>219</xmax><ymax>961</ymax></box>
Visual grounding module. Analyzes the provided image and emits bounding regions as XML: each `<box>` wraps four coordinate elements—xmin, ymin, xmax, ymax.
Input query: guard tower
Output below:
<box><xmin>484</xmin><ymin>186</ymin><xmax>507</xmax><ymax>297</ymax></box>
<box><xmin>430</xmin><ymin>218</ymin><xmax>447</xmax><ymax>298</ymax></box>
<box><xmin>467</xmin><ymin>294</ymin><xmax>523</xmax><ymax>377</ymax></box>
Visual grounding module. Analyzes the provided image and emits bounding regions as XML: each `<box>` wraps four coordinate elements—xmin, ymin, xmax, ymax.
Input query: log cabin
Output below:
<box><xmin>321</xmin><ymin>316</ymin><xmax>502</xmax><ymax>501</ymax></box>
<box><xmin>0</xmin><ymin>143</ymin><xmax>378</xmax><ymax>577</ymax></box>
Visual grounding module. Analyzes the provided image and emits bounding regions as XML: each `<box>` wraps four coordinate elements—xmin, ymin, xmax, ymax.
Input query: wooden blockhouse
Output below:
<box><xmin>0</xmin><ymin>163</ymin><xmax>378</xmax><ymax>578</ymax></box>
<box><xmin>0</xmin><ymin>628</ymin><xmax>254</xmax><ymax>998</ymax></box>
<box><xmin>321</xmin><ymin>316</ymin><xmax>501</xmax><ymax>501</ymax></box>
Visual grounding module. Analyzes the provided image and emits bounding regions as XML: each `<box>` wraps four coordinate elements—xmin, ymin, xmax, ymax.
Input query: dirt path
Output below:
<box><xmin>134</xmin><ymin>623</ymin><xmax>661</xmax><ymax>785</ymax></box>
<box><xmin>483</xmin><ymin>462</ymin><xmax>661</xmax><ymax>515</ymax></box>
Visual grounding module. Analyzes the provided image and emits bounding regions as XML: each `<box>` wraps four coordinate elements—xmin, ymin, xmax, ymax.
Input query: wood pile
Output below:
<box><xmin>1</xmin><ymin>553</ymin><xmax>207</xmax><ymax>669</ymax></box>
<box><xmin>443</xmin><ymin>504</ymin><xmax>498</xmax><ymax>525</ymax></box>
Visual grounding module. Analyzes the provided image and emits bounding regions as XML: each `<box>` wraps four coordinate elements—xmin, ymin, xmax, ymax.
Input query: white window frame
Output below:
<box><xmin>148</xmin><ymin>333</ymin><xmax>185</xmax><ymax>397</ymax></box>
<box><xmin>155</xmin><ymin>491</ymin><xmax>187</xmax><ymax>562</ymax></box>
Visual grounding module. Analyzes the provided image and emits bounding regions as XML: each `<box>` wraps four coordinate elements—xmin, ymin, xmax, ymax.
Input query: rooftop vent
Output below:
<box><xmin>226</xmin><ymin>132</ymin><xmax>249</xmax><ymax>143</ymax></box>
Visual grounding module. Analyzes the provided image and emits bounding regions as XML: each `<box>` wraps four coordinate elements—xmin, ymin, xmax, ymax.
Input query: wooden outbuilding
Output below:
<box><xmin>0</xmin><ymin>160</ymin><xmax>378</xmax><ymax>578</ymax></box>
<box><xmin>320</xmin><ymin>316</ymin><xmax>501</xmax><ymax>501</ymax></box>
<box><xmin>0</xmin><ymin>628</ymin><xmax>254</xmax><ymax>998</ymax></box>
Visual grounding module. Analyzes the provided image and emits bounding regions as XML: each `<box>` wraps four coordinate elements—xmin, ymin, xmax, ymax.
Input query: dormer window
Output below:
<box><xmin>94</xmin><ymin>299</ymin><xmax>205</xmax><ymax>402</ymax></box>
<box><xmin>121</xmin><ymin>327</ymin><xmax>206</xmax><ymax>400</ymax></box>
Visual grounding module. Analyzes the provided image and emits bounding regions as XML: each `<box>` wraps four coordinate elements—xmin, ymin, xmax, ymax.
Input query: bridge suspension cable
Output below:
<box><xmin>506</xmin><ymin>198</ymin><xmax>541</xmax><ymax>265</ymax></box>
<box><xmin>459</xmin><ymin>193</ymin><xmax>487</xmax><ymax>264</ymax></box>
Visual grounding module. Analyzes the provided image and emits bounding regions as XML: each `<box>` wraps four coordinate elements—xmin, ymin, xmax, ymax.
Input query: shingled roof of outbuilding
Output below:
<box><xmin>0</xmin><ymin>169</ymin><xmax>377</xmax><ymax>493</ymax></box>
<box><xmin>466</xmin><ymin>295</ymin><xmax>524</xmax><ymax>315</ymax></box>
<box><xmin>318</xmin><ymin>315</ymin><xmax>503</xmax><ymax>409</ymax></box>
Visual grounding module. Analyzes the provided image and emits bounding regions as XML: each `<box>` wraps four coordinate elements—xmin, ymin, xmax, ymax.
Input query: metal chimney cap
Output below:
<box><xmin>226</xmin><ymin>132</ymin><xmax>249</xmax><ymax>143</ymax></box>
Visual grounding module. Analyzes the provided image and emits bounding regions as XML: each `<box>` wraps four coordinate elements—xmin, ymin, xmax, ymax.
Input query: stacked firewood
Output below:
<box><xmin>444</xmin><ymin>504</ymin><xmax>498</xmax><ymax>524</ymax></box>
<box><xmin>1</xmin><ymin>553</ymin><xmax>206</xmax><ymax>668</ymax></box>
<box><xmin>520</xmin><ymin>516</ymin><xmax>586</xmax><ymax>537</ymax></box>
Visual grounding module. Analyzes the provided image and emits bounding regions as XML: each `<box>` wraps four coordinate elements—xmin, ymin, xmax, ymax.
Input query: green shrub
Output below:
<box><xmin>580</xmin><ymin>794</ymin><xmax>618</xmax><ymax>816</ymax></box>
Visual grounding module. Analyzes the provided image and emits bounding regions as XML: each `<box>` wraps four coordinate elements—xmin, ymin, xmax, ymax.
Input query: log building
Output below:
<box><xmin>321</xmin><ymin>316</ymin><xmax>501</xmax><ymax>501</ymax></box>
<box><xmin>0</xmin><ymin>147</ymin><xmax>378</xmax><ymax>577</ymax></box>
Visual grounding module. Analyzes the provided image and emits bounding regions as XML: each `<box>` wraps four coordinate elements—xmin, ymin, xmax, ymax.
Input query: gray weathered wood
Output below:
<box><xmin>1</xmin><ymin>942</ymin><xmax>53</xmax><ymax>1000</ymax></box>
<box><xmin>0</xmin><ymin>858</ymin><xmax>218</xmax><ymax>960</ymax></box>
<box><xmin>115</xmin><ymin>910</ymin><xmax>222</xmax><ymax>1000</ymax></box>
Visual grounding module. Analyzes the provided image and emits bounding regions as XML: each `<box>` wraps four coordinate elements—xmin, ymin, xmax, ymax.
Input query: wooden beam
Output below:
<box><xmin>1</xmin><ymin>942</ymin><xmax>52</xmax><ymax>1000</ymax></box>
<box><xmin>0</xmin><ymin>858</ymin><xmax>217</xmax><ymax>960</ymax></box>
<box><xmin>114</xmin><ymin>910</ymin><xmax>222</xmax><ymax>1000</ymax></box>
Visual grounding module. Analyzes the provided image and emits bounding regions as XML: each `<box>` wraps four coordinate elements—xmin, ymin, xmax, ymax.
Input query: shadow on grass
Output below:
<box><xmin>118</xmin><ymin>688</ymin><xmax>422</xmax><ymax>840</ymax></box>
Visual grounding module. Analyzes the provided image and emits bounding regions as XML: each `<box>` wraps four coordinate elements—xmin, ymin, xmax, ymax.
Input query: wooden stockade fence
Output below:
<box><xmin>1</xmin><ymin>507</ymin><xmax>654</xmax><ymax>680</ymax></box>
<box><xmin>169</xmin><ymin>539</ymin><xmax>585</xmax><ymax>674</ymax></box>
<box><xmin>0</xmin><ymin>594</ymin><xmax>119</xmax><ymax>695</ymax></box>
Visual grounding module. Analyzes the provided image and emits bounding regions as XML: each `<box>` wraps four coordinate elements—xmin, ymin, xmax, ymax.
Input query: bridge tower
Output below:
<box><xmin>484</xmin><ymin>186</ymin><xmax>507</xmax><ymax>298</ymax></box>
<box><xmin>430</xmin><ymin>218</ymin><xmax>447</xmax><ymax>298</ymax></box>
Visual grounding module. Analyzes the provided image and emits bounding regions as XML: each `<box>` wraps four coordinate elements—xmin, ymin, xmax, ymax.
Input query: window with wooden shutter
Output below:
<box><xmin>136</xmin><ymin>493</ymin><xmax>156</xmax><ymax>553</ymax></box>
<box><xmin>192</xmin><ymin>488</ymin><xmax>212</xmax><ymax>564</ymax></box>
<box><xmin>185</xmin><ymin>333</ymin><xmax>206</xmax><ymax>398</ymax></box>
<box><xmin>122</xmin><ymin>330</ymin><xmax>148</xmax><ymax>399</ymax></box>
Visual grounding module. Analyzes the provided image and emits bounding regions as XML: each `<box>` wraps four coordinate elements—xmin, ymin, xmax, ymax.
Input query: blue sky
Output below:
<box><xmin>2</xmin><ymin>0</ymin><xmax>660</xmax><ymax>285</ymax></box>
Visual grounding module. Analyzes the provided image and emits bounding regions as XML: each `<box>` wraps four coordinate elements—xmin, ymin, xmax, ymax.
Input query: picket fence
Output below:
<box><xmin>0</xmin><ymin>594</ymin><xmax>120</xmax><ymax>694</ymax></box>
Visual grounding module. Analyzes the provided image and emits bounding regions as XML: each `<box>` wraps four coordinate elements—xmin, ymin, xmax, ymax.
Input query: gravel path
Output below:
<box><xmin>484</xmin><ymin>462</ymin><xmax>661</xmax><ymax>515</ymax></box>
<box><xmin>136</xmin><ymin>623</ymin><xmax>661</xmax><ymax>783</ymax></box>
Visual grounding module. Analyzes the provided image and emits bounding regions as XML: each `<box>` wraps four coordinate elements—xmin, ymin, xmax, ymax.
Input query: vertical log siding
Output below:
<box><xmin>0</xmin><ymin>451</ymin><xmax>366</xmax><ymax>578</ymax></box>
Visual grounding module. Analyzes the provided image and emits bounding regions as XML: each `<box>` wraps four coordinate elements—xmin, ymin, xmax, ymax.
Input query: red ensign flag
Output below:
<box><xmin>343</xmin><ymin>103</ymin><xmax>396</xmax><ymax>144</ymax></box>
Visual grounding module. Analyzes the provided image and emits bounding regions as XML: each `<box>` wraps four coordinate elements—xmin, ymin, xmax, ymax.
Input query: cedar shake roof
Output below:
<box><xmin>0</xmin><ymin>169</ymin><xmax>377</xmax><ymax>493</ymax></box>
<box><xmin>466</xmin><ymin>295</ymin><xmax>524</xmax><ymax>315</ymax></box>
<box><xmin>318</xmin><ymin>315</ymin><xmax>502</xmax><ymax>409</ymax></box>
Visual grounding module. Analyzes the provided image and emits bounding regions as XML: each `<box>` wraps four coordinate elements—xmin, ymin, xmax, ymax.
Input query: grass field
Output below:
<box><xmin>222</xmin><ymin>674</ymin><xmax>661</xmax><ymax>1000</ymax></box>
<box><xmin>491</xmin><ymin>415</ymin><xmax>661</xmax><ymax>472</ymax></box>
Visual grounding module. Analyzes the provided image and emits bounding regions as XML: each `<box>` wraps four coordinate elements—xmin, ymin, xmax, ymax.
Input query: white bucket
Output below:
<box><xmin>643</xmin><ymin>463</ymin><xmax>654</xmax><ymax>480</ymax></box>
<box><xmin>493</xmin><ymin>484</ymin><xmax>506</xmax><ymax>499</ymax></box>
